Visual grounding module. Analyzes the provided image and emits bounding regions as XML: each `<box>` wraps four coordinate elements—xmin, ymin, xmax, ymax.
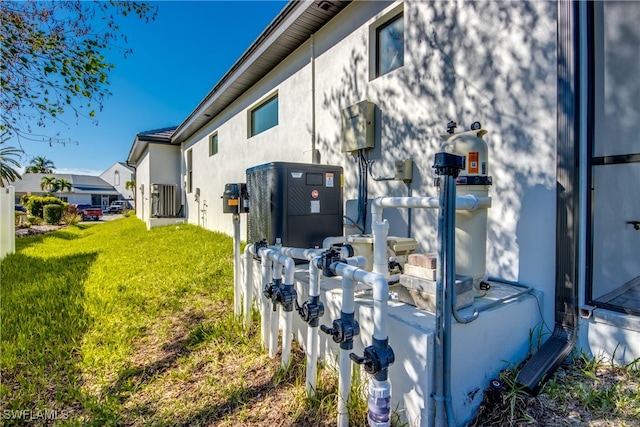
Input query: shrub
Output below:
<box><xmin>43</xmin><ymin>204</ymin><xmax>63</xmax><ymax>224</ymax></box>
<box><xmin>62</xmin><ymin>205</ymin><xmax>82</xmax><ymax>226</ymax></box>
<box><xmin>26</xmin><ymin>215</ymin><xmax>43</xmax><ymax>226</ymax></box>
<box><xmin>24</xmin><ymin>195</ymin><xmax>65</xmax><ymax>218</ymax></box>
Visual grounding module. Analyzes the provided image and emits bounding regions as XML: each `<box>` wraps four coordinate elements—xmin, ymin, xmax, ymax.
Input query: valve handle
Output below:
<box><xmin>349</xmin><ymin>353</ymin><xmax>367</xmax><ymax>365</ymax></box>
<box><xmin>320</xmin><ymin>325</ymin><xmax>334</xmax><ymax>335</ymax></box>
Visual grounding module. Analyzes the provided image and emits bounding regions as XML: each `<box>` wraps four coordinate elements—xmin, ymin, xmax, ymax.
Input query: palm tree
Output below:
<box><xmin>25</xmin><ymin>156</ymin><xmax>55</xmax><ymax>174</ymax></box>
<box><xmin>40</xmin><ymin>176</ymin><xmax>58</xmax><ymax>193</ymax></box>
<box><xmin>0</xmin><ymin>132</ymin><xmax>23</xmax><ymax>187</ymax></box>
<box><xmin>125</xmin><ymin>179</ymin><xmax>135</xmax><ymax>203</ymax></box>
<box><xmin>56</xmin><ymin>178</ymin><xmax>72</xmax><ymax>198</ymax></box>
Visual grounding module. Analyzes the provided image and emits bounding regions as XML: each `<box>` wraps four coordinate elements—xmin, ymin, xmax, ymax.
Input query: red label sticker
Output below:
<box><xmin>311</xmin><ymin>190</ymin><xmax>319</xmax><ymax>199</ymax></box>
<box><xmin>468</xmin><ymin>152</ymin><xmax>479</xmax><ymax>174</ymax></box>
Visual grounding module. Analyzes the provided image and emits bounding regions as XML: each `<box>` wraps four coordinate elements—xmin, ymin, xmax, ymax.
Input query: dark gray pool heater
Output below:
<box><xmin>246</xmin><ymin>162</ymin><xmax>343</xmax><ymax>249</ymax></box>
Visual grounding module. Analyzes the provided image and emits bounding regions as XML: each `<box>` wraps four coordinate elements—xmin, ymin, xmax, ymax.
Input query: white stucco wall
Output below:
<box><xmin>180</xmin><ymin>0</ymin><xmax>558</xmax><ymax>325</ymax></box>
<box><xmin>133</xmin><ymin>143</ymin><xmax>180</xmax><ymax>224</ymax></box>
<box><xmin>100</xmin><ymin>162</ymin><xmax>135</xmax><ymax>203</ymax></box>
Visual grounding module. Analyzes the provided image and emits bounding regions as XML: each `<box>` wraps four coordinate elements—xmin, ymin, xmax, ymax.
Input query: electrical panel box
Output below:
<box><xmin>394</xmin><ymin>158</ymin><xmax>413</xmax><ymax>182</ymax></box>
<box><xmin>341</xmin><ymin>100</ymin><xmax>375</xmax><ymax>152</ymax></box>
<box><xmin>246</xmin><ymin>162</ymin><xmax>343</xmax><ymax>249</ymax></box>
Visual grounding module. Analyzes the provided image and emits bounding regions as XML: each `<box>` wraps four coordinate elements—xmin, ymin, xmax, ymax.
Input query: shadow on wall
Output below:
<box><xmin>318</xmin><ymin>1</ymin><xmax>558</xmax><ymax>284</ymax></box>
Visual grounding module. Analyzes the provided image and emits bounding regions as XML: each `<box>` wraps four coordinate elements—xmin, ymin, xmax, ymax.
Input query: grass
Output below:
<box><xmin>1</xmin><ymin>216</ymin><xmax>369</xmax><ymax>426</ymax></box>
<box><xmin>472</xmin><ymin>352</ymin><xmax>640</xmax><ymax>426</ymax></box>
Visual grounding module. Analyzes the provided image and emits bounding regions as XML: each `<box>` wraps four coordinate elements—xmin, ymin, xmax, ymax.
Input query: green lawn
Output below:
<box><xmin>0</xmin><ymin>217</ymin><xmax>358</xmax><ymax>426</ymax></box>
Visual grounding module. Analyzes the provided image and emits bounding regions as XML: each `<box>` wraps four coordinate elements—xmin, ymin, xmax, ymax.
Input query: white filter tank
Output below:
<box><xmin>440</xmin><ymin>124</ymin><xmax>492</xmax><ymax>288</ymax></box>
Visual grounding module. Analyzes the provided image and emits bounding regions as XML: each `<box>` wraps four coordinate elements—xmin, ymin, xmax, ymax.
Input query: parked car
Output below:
<box><xmin>105</xmin><ymin>200</ymin><xmax>130</xmax><ymax>214</ymax></box>
<box><xmin>72</xmin><ymin>204</ymin><xmax>103</xmax><ymax>221</ymax></box>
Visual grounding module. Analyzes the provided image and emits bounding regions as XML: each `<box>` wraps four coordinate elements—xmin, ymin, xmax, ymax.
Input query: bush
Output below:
<box><xmin>62</xmin><ymin>205</ymin><xmax>82</xmax><ymax>226</ymax></box>
<box><xmin>43</xmin><ymin>204</ymin><xmax>63</xmax><ymax>224</ymax></box>
<box><xmin>24</xmin><ymin>195</ymin><xmax>65</xmax><ymax>218</ymax></box>
<box><xmin>26</xmin><ymin>215</ymin><xmax>43</xmax><ymax>226</ymax></box>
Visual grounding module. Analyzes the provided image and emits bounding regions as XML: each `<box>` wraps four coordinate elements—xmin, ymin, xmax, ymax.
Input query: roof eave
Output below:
<box><xmin>171</xmin><ymin>0</ymin><xmax>350</xmax><ymax>144</ymax></box>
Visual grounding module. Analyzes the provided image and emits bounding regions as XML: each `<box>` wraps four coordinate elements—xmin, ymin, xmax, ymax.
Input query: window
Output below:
<box><xmin>209</xmin><ymin>133</ymin><xmax>218</xmax><ymax>156</ymax></box>
<box><xmin>114</xmin><ymin>170</ymin><xmax>120</xmax><ymax>186</ymax></box>
<box><xmin>376</xmin><ymin>13</ymin><xmax>404</xmax><ymax>77</ymax></box>
<box><xmin>186</xmin><ymin>149</ymin><xmax>193</xmax><ymax>193</ymax></box>
<box><xmin>250</xmin><ymin>94</ymin><xmax>278</xmax><ymax>136</ymax></box>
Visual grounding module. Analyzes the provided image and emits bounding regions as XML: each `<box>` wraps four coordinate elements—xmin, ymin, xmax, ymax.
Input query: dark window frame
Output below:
<box><xmin>375</xmin><ymin>12</ymin><xmax>404</xmax><ymax>78</ymax></box>
<box><xmin>250</xmin><ymin>94</ymin><xmax>278</xmax><ymax>137</ymax></box>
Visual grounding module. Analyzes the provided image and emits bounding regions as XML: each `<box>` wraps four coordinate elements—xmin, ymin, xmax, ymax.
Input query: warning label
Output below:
<box><xmin>468</xmin><ymin>152</ymin><xmax>479</xmax><ymax>174</ymax></box>
<box><xmin>326</xmin><ymin>173</ymin><xmax>334</xmax><ymax>188</ymax></box>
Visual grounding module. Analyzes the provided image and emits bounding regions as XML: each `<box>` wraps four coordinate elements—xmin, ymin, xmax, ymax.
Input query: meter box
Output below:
<box><xmin>341</xmin><ymin>100</ymin><xmax>375</xmax><ymax>152</ymax></box>
<box><xmin>246</xmin><ymin>162</ymin><xmax>343</xmax><ymax>249</ymax></box>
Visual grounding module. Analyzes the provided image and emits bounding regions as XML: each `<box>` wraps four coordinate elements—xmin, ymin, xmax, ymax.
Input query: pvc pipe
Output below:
<box><xmin>233</xmin><ymin>214</ymin><xmax>241</xmax><ymax>318</ymax></box>
<box><xmin>275</xmin><ymin>252</ymin><xmax>296</xmax><ymax>369</ymax></box>
<box><xmin>306</xmin><ymin>256</ymin><xmax>322</xmax><ymax>396</ymax></box>
<box><xmin>243</xmin><ymin>244</ymin><xmax>255</xmax><ymax>329</ymax></box>
<box><xmin>370</xmin><ymin>195</ymin><xmax>491</xmax><ymax>224</ymax></box>
<box><xmin>338</xmin><ymin>274</ymin><xmax>356</xmax><ymax>427</ymax></box>
<box><xmin>372</xmin><ymin>220</ymin><xmax>389</xmax><ymax>277</ymax></box>
<box><xmin>323</xmin><ymin>235</ymin><xmax>347</xmax><ymax>248</ymax></box>
<box><xmin>259</xmin><ymin>249</ymin><xmax>273</xmax><ymax>350</ymax></box>
<box><xmin>338</xmin><ymin>344</ymin><xmax>351</xmax><ymax>427</ymax></box>
<box><xmin>270</xmin><ymin>259</ymin><xmax>283</xmax><ymax>359</ymax></box>
<box><xmin>332</xmin><ymin>264</ymin><xmax>389</xmax><ymax>342</ymax></box>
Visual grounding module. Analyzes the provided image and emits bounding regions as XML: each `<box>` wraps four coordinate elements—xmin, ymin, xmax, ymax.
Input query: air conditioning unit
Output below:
<box><xmin>151</xmin><ymin>183</ymin><xmax>178</xmax><ymax>217</ymax></box>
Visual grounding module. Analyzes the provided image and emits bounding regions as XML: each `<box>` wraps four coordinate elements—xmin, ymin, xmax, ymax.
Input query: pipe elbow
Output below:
<box><xmin>371</xmin><ymin>276</ymin><xmax>389</xmax><ymax>302</ymax></box>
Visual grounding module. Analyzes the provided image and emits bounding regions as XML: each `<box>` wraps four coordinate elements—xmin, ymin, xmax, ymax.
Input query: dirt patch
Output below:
<box><xmin>16</xmin><ymin>224</ymin><xmax>67</xmax><ymax>237</ymax></box>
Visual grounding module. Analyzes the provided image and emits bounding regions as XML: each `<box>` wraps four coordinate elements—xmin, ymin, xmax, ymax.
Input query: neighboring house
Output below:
<box><xmin>127</xmin><ymin>1</ymin><xmax>639</xmax><ymax>425</ymax></box>
<box><xmin>126</xmin><ymin>127</ymin><xmax>181</xmax><ymax>228</ymax></box>
<box><xmin>100</xmin><ymin>162</ymin><xmax>135</xmax><ymax>207</ymax></box>
<box><xmin>13</xmin><ymin>173</ymin><xmax>121</xmax><ymax>210</ymax></box>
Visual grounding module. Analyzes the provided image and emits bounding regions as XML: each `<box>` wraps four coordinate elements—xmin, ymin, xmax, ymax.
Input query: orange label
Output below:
<box><xmin>468</xmin><ymin>152</ymin><xmax>479</xmax><ymax>174</ymax></box>
<box><xmin>227</xmin><ymin>199</ymin><xmax>239</xmax><ymax>206</ymax></box>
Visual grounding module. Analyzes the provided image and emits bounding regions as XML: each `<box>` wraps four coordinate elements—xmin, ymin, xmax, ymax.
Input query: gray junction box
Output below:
<box><xmin>246</xmin><ymin>162</ymin><xmax>343</xmax><ymax>249</ymax></box>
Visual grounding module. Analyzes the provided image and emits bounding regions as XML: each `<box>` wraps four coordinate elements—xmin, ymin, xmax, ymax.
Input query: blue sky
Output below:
<box><xmin>15</xmin><ymin>0</ymin><xmax>287</xmax><ymax>175</ymax></box>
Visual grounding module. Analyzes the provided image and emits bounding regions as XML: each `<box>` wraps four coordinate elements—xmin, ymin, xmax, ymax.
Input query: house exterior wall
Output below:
<box><xmin>134</xmin><ymin>143</ymin><xmax>180</xmax><ymax>225</ymax></box>
<box><xmin>181</xmin><ymin>0</ymin><xmax>558</xmax><ymax>323</ymax></box>
<box><xmin>100</xmin><ymin>163</ymin><xmax>135</xmax><ymax>204</ymax></box>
